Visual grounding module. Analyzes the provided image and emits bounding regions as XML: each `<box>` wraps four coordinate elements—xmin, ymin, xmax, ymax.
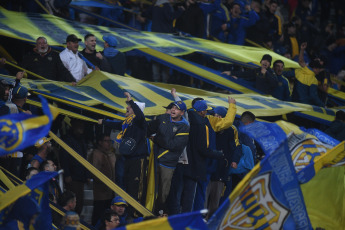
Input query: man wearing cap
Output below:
<box><xmin>222</xmin><ymin>54</ymin><xmax>278</xmax><ymax>95</ymax></box>
<box><xmin>102</xmin><ymin>35</ymin><xmax>126</xmax><ymax>76</ymax></box>
<box><xmin>163</xmin><ymin>102</ymin><xmax>175</xmax><ymax>114</ymax></box>
<box><xmin>11</xmin><ymin>84</ymin><xmax>31</xmax><ymax>114</ymax></box>
<box><xmin>80</xmin><ymin>34</ymin><xmax>111</xmax><ymax>72</ymax></box>
<box><xmin>110</xmin><ymin>196</ymin><xmax>128</xmax><ymax>226</ymax></box>
<box><xmin>59</xmin><ymin>34</ymin><xmax>93</xmax><ymax>82</ymax></box>
<box><xmin>99</xmin><ymin>92</ymin><xmax>148</xmax><ymax>217</ymax></box>
<box><xmin>21</xmin><ymin>36</ymin><xmax>75</xmax><ymax>82</ymax></box>
<box><xmin>147</xmin><ymin>99</ymin><xmax>189</xmax><ymax>214</ymax></box>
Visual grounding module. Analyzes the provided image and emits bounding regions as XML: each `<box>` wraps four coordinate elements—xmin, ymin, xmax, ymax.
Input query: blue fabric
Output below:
<box><xmin>103</xmin><ymin>47</ymin><xmax>119</xmax><ymax>57</ymax></box>
<box><xmin>229</xmin><ymin>144</ymin><xmax>254</xmax><ymax>174</ymax></box>
<box><xmin>0</xmin><ymin>96</ymin><xmax>53</xmax><ymax>156</ymax></box>
<box><xmin>208</xmin><ymin>140</ymin><xmax>312</xmax><ymax>230</ymax></box>
<box><xmin>272</xmin><ymin>75</ymin><xmax>291</xmax><ymax>101</ymax></box>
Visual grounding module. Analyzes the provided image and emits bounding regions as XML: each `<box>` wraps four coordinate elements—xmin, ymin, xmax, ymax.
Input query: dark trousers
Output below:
<box><xmin>193</xmin><ymin>179</ymin><xmax>209</xmax><ymax>211</ymax></box>
<box><xmin>124</xmin><ymin>157</ymin><xmax>147</xmax><ymax>217</ymax></box>
<box><xmin>167</xmin><ymin>163</ymin><xmax>185</xmax><ymax>215</ymax></box>
<box><xmin>181</xmin><ymin>176</ymin><xmax>198</xmax><ymax>213</ymax></box>
<box><xmin>92</xmin><ymin>199</ymin><xmax>112</xmax><ymax>226</ymax></box>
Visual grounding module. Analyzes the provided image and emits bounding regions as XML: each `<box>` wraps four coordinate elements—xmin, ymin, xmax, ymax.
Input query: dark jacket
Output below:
<box><xmin>232</xmin><ymin>67</ymin><xmax>278</xmax><ymax>95</ymax></box>
<box><xmin>148</xmin><ymin>113</ymin><xmax>189</xmax><ymax>168</ymax></box>
<box><xmin>175</xmin><ymin>3</ymin><xmax>205</xmax><ymax>38</ymax></box>
<box><xmin>102</xmin><ymin>48</ymin><xmax>126</xmax><ymax>76</ymax></box>
<box><xmin>324</xmin><ymin>120</ymin><xmax>345</xmax><ymax>141</ymax></box>
<box><xmin>21</xmin><ymin>47</ymin><xmax>75</xmax><ymax>82</ymax></box>
<box><xmin>80</xmin><ymin>49</ymin><xmax>111</xmax><ymax>72</ymax></box>
<box><xmin>184</xmin><ymin>110</ymin><xmax>223</xmax><ymax>181</ymax></box>
<box><xmin>151</xmin><ymin>3</ymin><xmax>183</xmax><ymax>33</ymax></box>
<box><xmin>103</xmin><ymin>100</ymin><xmax>148</xmax><ymax>159</ymax></box>
<box><xmin>60</xmin><ymin>133</ymin><xmax>89</xmax><ymax>182</ymax></box>
<box><xmin>211</xmin><ymin>125</ymin><xmax>242</xmax><ymax>181</ymax></box>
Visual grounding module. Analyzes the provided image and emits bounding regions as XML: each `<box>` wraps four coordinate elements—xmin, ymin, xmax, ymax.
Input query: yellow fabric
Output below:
<box><xmin>208</xmin><ymin>103</ymin><xmax>236</xmax><ymax>132</ymax></box>
<box><xmin>26</xmin><ymin>99</ymin><xmax>98</xmax><ymax>123</ymax></box>
<box><xmin>145</xmin><ymin>140</ymin><xmax>156</xmax><ymax>212</ymax></box>
<box><xmin>0</xmin><ymin>169</ymin><xmax>15</xmax><ymax>189</ymax></box>
<box><xmin>0</xmin><ymin>183</ymin><xmax>31</xmax><ymax>210</ymax></box>
<box><xmin>295</xmin><ymin>66</ymin><xmax>318</xmax><ymax>86</ymax></box>
<box><xmin>231</xmin><ymin>125</ymin><xmax>241</xmax><ymax>146</ymax></box>
<box><xmin>289</xmin><ymin>37</ymin><xmax>299</xmax><ymax>58</ymax></box>
<box><xmin>301</xmin><ymin>167</ymin><xmax>345</xmax><ymax>229</ymax></box>
<box><xmin>115</xmin><ymin>114</ymin><xmax>136</xmax><ymax>142</ymax></box>
<box><xmin>125</xmin><ymin>217</ymin><xmax>173</xmax><ymax>230</ymax></box>
<box><xmin>206</xmin><ymin>125</ymin><xmax>209</xmax><ymax>148</ymax></box>
<box><xmin>175</xmin><ymin>133</ymin><xmax>189</xmax><ymax>136</ymax></box>
<box><xmin>49</xmin><ymin>131</ymin><xmax>154</xmax><ymax>217</ymax></box>
<box><xmin>158</xmin><ymin>150</ymin><xmax>169</xmax><ymax>159</ymax></box>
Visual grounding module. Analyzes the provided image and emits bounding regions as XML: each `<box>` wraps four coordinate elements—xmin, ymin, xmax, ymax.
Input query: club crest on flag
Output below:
<box><xmin>220</xmin><ymin>173</ymin><xmax>289</xmax><ymax>229</ymax></box>
<box><xmin>0</xmin><ymin>119</ymin><xmax>23</xmax><ymax>152</ymax></box>
<box><xmin>289</xmin><ymin>134</ymin><xmax>331</xmax><ymax>173</ymax></box>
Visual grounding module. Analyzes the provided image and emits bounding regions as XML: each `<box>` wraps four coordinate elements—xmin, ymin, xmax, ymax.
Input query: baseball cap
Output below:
<box><xmin>12</xmin><ymin>85</ymin><xmax>30</xmax><ymax>99</ymax></box>
<box><xmin>214</xmin><ymin>106</ymin><xmax>227</xmax><ymax>118</ymax></box>
<box><xmin>35</xmin><ymin>137</ymin><xmax>52</xmax><ymax>148</ymax></box>
<box><xmin>103</xmin><ymin>35</ymin><xmax>118</xmax><ymax>47</ymax></box>
<box><xmin>112</xmin><ymin>196</ymin><xmax>128</xmax><ymax>206</ymax></box>
<box><xmin>193</xmin><ymin>100</ymin><xmax>212</xmax><ymax>112</ymax></box>
<box><xmin>163</xmin><ymin>102</ymin><xmax>175</xmax><ymax>110</ymax></box>
<box><xmin>66</xmin><ymin>34</ymin><xmax>82</xmax><ymax>43</ymax></box>
<box><xmin>173</xmin><ymin>101</ymin><xmax>187</xmax><ymax>111</ymax></box>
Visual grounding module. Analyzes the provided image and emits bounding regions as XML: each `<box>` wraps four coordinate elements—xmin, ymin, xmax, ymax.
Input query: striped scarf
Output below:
<box><xmin>115</xmin><ymin>114</ymin><xmax>136</xmax><ymax>143</ymax></box>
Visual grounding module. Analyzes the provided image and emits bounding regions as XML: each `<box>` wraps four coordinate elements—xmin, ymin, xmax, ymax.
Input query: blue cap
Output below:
<box><xmin>112</xmin><ymin>196</ymin><xmax>128</xmax><ymax>206</ymax></box>
<box><xmin>193</xmin><ymin>100</ymin><xmax>212</xmax><ymax>112</ymax></box>
<box><xmin>214</xmin><ymin>106</ymin><xmax>227</xmax><ymax>118</ymax></box>
<box><xmin>173</xmin><ymin>101</ymin><xmax>187</xmax><ymax>112</ymax></box>
<box><xmin>103</xmin><ymin>35</ymin><xmax>118</xmax><ymax>47</ymax></box>
<box><xmin>12</xmin><ymin>85</ymin><xmax>29</xmax><ymax>99</ymax></box>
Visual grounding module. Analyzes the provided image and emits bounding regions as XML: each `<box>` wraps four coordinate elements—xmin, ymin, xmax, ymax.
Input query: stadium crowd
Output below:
<box><xmin>0</xmin><ymin>0</ymin><xmax>345</xmax><ymax>229</ymax></box>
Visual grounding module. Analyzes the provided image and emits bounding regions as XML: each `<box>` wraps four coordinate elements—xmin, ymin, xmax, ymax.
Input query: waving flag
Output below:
<box><xmin>239</xmin><ymin>120</ymin><xmax>345</xmax><ymax>183</ymax></box>
<box><xmin>116</xmin><ymin>210</ymin><xmax>208</xmax><ymax>230</ymax></box>
<box><xmin>0</xmin><ymin>95</ymin><xmax>58</xmax><ymax>156</ymax></box>
<box><xmin>0</xmin><ymin>172</ymin><xmax>58</xmax><ymax>229</ymax></box>
<box><xmin>208</xmin><ymin>140</ymin><xmax>311</xmax><ymax>230</ymax></box>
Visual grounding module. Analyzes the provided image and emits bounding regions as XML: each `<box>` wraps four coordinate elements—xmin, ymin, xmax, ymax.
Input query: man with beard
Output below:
<box><xmin>21</xmin><ymin>37</ymin><xmax>75</xmax><ymax>82</ymax></box>
<box><xmin>80</xmin><ymin>34</ymin><xmax>111</xmax><ymax>72</ymax></box>
<box><xmin>60</xmin><ymin>34</ymin><xmax>96</xmax><ymax>83</ymax></box>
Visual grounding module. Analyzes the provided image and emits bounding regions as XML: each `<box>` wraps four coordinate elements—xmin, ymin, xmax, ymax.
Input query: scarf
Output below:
<box><xmin>115</xmin><ymin>114</ymin><xmax>136</xmax><ymax>143</ymax></box>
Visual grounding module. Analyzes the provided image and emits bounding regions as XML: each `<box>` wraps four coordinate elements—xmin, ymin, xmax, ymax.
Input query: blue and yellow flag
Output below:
<box><xmin>208</xmin><ymin>139</ymin><xmax>312</xmax><ymax>229</ymax></box>
<box><xmin>0</xmin><ymin>171</ymin><xmax>58</xmax><ymax>230</ymax></box>
<box><xmin>117</xmin><ymin>210</ymin><xmax>208</xmax><ymax>230</ymax></box>
<box><xmin>239</xmin><ymin>120</ymin><xmax>345</xmax><ymax>183</ymax></box>
<box><xmin>0</xmin><ymin>95</ymin><xmax>58</xmax><ymax>156</ymax></box>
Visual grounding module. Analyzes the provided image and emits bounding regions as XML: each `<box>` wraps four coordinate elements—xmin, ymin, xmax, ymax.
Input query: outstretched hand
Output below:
<box><xmin>124</xmin><ymin>92</ymin><xmax>131</xmax><ymax>101</ymax></box>
<box><xmin>228</xmin><ymin>96</ymin><xmax>236</xmax><ymax>104</ymax></box>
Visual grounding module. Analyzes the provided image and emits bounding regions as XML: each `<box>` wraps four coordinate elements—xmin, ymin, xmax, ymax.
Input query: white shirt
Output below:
<box><xmin>59</xmin><ymin>48</ymin><xmax>92</xmax><ymax>82</ymax></box>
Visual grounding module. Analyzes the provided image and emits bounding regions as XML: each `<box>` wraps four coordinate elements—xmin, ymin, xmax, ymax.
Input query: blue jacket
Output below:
<box><xmin>226</xmin><ymin>10</ymin><xmax>259</xmax><ymax>45</ymax></box>
<box><xmin>209</xmin><ymin>3</ymin><xmax>229</xmax><ymax>42</ymax></box>
<box><xmin>272</xmin><ymin>74</ymin><xmax>291</xmax><ymax>101</ymax></box>
<box><xmin>290</xmin><ymin>66</ymin><xmax>324</xmax><ymax>107</ymax></box>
